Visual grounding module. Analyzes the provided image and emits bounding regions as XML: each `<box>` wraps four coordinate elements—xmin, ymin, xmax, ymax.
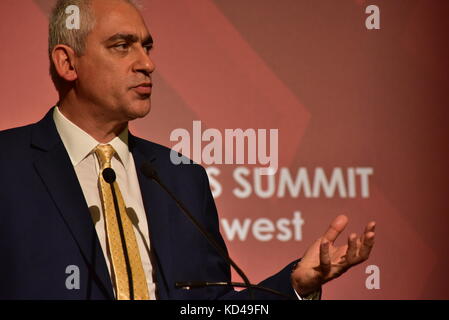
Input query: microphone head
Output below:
<box><xmin>102</xmin><ymin>167</ymin><xmax>116</xmax><ymax>184</ymax></box>
<box><xmin>141</xmin><ymin>162</ymin><xmax>158</xmax><ymax>180</ymax></box>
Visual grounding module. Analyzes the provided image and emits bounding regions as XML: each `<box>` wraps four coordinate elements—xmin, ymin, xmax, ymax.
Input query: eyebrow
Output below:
<box><xmin>105</xmin><ymin>33</ymin><xmax>153</xmax><ymax>46</ymax></box>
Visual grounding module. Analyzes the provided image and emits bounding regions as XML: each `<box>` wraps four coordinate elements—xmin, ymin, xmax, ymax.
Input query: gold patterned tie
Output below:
<box><xmin>95</xmin><ymin>144</ymin><xmax>149</xmax><ymax>300</ymax></box>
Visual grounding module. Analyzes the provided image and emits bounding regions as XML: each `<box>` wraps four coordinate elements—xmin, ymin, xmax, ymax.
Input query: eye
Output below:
<box><xmin>143</xmin><ymin>44</ymin><xmax>153</xmax><ymax>54</ymax></box>
<box><xmin>114</xmin><ymin>43</ymin><xmax>130</xmax><ymax>51</ymax></box>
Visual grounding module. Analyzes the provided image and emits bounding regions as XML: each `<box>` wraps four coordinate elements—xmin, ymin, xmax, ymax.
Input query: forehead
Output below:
<box><xmin>90</xmin><ymin>0</ymin><xmax>150</xmax><ymax>40</ymax></box>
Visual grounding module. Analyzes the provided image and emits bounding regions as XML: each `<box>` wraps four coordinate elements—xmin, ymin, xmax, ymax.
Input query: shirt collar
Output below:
<box><xmin>53</xmin><ymin>106</ymin><xmax>130</xmax><ymax>168</ymax></box>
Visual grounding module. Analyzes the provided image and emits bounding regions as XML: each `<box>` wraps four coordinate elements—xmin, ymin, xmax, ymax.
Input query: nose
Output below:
<box><xmin>133</xmin><ymin>46</ymin><xmax>155</xmax><ymax>77</ymax></box>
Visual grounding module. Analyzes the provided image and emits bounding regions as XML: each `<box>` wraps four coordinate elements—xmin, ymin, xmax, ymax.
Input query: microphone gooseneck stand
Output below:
<box><xmin>141</xmin><ymin>163</ymin><xmax>296</xmax><ymax>300</ymax></box>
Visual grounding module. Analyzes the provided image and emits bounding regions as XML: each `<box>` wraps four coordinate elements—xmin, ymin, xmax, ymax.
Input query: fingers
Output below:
<box><xmin>365</xmin><ymin>221</ymin><xmax>376</xmax><ymax>233</ymax></box>
<box><xmin>340</xmin><ymin>221</ymin><xmax>375</xmax><ymax>266</ymax></box>
<box><xmin>346</xmin><ymin>233</ymin><xmax>358</xmax><ymax>263</ymax></box>
<box><xmin>322</xmin><ymin>215</ymin><xmax>349</xmax><ymax>243</ymax></box>
<box><xmin>348</xmin><ymin>222</ymin><xmax>376</xmax><ymax>265</ymax></box>
<box><xmin>360</xmin><ymin>221</ymin><xmax>376</xmax><ymax>246</ymax></box>
<box><xmin>359</xmin><ymin>231</ymin><xmax>375</xmax><ymax>260</ymax></box>
<box><xmin>320</xmin><ymin>239</ymin><xmax>331</xmax><ymax>274</ymax></box>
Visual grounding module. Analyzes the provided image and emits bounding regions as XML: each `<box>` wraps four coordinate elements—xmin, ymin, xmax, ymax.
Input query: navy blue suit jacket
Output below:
<box><xmin>0</xmin><ymin>108</ymin><xmax>297</xmax><ymax>300</ymax></box>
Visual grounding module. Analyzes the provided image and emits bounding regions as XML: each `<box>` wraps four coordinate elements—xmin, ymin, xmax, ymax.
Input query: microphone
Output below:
<box><xmin>102</xmin><ymin>167</ymin><xmax>116</xmax><ymax>184</ymax></box>
<box><xmin>141</xmin><ymin>163</ymin><xmax>295</xmax><ymax>300</ymax></box>
<box><xmin>102</xmin><ymin>167</ymin><xmax>134</xmax><ymax>299</ymax></box>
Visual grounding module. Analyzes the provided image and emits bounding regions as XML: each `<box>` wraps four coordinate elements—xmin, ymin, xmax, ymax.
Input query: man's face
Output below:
<box><xmin>75</xmin><ymin>0</ymin><xmax>155</xmax><ymax>122</ymax></box>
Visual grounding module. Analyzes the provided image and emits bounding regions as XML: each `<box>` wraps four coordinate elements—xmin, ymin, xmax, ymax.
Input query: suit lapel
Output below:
<box><xmin>31</xmin><ymin>109</ymin><xmax>114</xmax><ymax>299</ymax></box>
<box><xmin>130</xmin><ymin>135</ymin><xmax>174</xmax><ymax>299</ymax></box>
<box><xmin>30</xmin><ymin>109</ymin><xmax>174</xmax><ymax>299</ymax></box>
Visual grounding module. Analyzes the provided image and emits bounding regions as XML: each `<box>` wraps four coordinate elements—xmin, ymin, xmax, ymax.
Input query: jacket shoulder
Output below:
<box><xmin>0</xmin><ymin>124</ymin><xmax>34</xmax><ymax>150</ymax></box>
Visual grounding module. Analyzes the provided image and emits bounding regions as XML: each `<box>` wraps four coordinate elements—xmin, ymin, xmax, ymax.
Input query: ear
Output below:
<box><xmin>51</xmin><ymin>45</ymin><xmax>78</xmax><ymax>82</ymax></box>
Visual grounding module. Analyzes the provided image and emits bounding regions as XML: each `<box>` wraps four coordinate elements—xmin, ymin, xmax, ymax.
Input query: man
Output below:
<box><xmin>0</xmin><ymin>0</ymin><xmax>375</xmax><ymax>300</ymax></box>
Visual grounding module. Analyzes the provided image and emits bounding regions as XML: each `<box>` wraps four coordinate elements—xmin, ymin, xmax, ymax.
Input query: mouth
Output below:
<box><xmin>132</xmin><ymin>82</ymin><xmax>152</xmax><ymax>96</ymax></box>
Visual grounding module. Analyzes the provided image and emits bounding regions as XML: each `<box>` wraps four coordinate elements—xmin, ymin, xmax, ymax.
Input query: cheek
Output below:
<box><xmin>77</xmin><ymin>54</ymin><xmax>131</xmax><ymax>102</ymax></box>
<box><xmin>102</xmin><ymin>66</ymin><xmax>130</xmax><ymax>96</ymax></box>
<box><xmin>81</xmin><ymin>68</ymin><xmax>123</xmax><ymax>98</ymax></box>
<box><xmin>79</xmin><ymin>54</ymin><xmax>118</xmax><ymax>84</ymax></box>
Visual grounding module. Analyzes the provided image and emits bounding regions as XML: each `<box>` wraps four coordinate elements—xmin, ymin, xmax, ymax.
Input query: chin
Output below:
<box><xmin>126</xmin><ymin>100</ymin><xmax>152</xmax><ymax>120</ymax></box>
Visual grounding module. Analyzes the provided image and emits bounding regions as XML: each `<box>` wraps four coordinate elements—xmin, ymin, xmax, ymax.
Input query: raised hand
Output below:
<box><xmin>291</xmin><ymin>215</ymin><xmax>376</xmax><ymax>297</ymax></box>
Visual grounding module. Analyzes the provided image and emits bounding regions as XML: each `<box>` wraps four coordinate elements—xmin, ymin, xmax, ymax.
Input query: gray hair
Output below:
<box><xmin>48</xmin><ymin>0</ymin><xmax>139</xmax><ymax>94</ymax></box>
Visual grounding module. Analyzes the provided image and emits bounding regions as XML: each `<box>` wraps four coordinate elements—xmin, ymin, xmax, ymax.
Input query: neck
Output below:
<box><xmin>58</xmin><ymin>95</ymin><xmax>128</xmax><ymax>144</ymax></box>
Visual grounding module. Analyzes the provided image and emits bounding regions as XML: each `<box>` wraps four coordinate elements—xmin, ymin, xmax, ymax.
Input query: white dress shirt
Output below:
<box><xmin>53</xmin><ymin>106</ymin><xmax>156</xmax><ymax>299</ymax></box>
<box><xmin>52</xmin><ymin>106</ymin><xmax>313</xmax><ymax>300</ymax></box>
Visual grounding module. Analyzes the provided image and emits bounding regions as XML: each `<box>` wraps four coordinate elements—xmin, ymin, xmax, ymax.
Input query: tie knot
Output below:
<box><xmin>95</xmin><ymin>144</ymin><xmax>116</xmax><ymax>169</ymax></box>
